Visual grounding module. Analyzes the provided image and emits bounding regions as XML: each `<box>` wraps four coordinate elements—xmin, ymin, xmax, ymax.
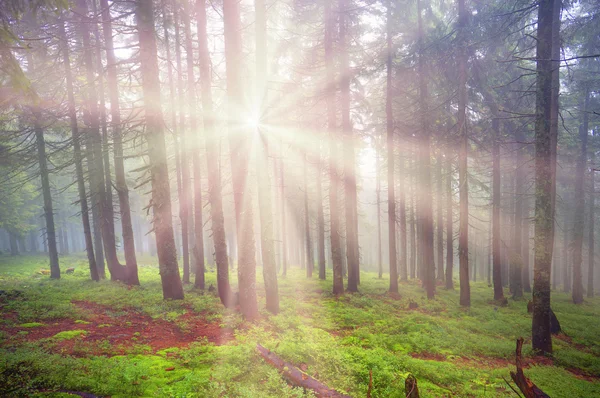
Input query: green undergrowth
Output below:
<box><xmin>0</xmin><ymin>254</ymin><xmax>599</xmax><ymax>397</ymax></box>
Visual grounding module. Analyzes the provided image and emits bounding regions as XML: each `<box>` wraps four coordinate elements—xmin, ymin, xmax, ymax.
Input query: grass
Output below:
<box><xmin>0</xmin><ymin>254</ymin><xmax>599</xmax><ymax>397</ymax></box>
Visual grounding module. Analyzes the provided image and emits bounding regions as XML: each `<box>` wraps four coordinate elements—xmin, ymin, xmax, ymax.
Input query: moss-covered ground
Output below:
<box><xmin>0</xmin><ymin>254</ymin><xmax>599</xmax><ymax>397</ymax></box>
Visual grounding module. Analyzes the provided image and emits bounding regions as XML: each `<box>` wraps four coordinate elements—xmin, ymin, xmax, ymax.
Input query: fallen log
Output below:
<box><xmin>509</xmin><ymin>338</ymin><xmax>550</xmax><ymax>398</ymax></box>
<box><xmin>405</xmin><ymin>374</ymin><xmax>419</xmax><ymax>398</ymax></box>
<box><xmin>256</xmin><ymin>344</ymin><xmax>351</xmax><ymax>398</ymax></box>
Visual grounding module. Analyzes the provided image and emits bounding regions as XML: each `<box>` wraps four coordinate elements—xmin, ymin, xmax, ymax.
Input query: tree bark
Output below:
<box><xmin>445</xmin><ymin>156</ymin><xmax>454</xmax><ymax>289</ymax></box>
<box><xmin>255</xmin><ymin>0</ymin><xmax>279</xmax><ymax>313</ymax></box>
<box><xmin>339</xmin><ymin>0</ymin><xmax>359</xmax><ymax>293</ymax></box>
<box><xmin>457</xmin><ymin>0</ymin><xmax>470</xmax><ymax>306</ymax></box>
<box><xmin>136</xmin><ymin>0</ymin><xmax>184</xmax><ymax>300</ymax></box>
<box><xmin>588</xmin><ymin>149</ymin><xmax>595</xmax><ymax>298</ymax></box>
<box><xmin>100</xmin><ymin>0</ymin><xmax>139</xmax><ymax>285</ymax></box>
<box><xmin>325</xmin><ymin>0</ymin><xmax>343</xmax><ymax>295</ymax></box>
<box><xmin>532</xmin><ymin>0</ymin><xmax>558</xmax><ymax>355</ymax></box>
<box><xmin>417</xmin><ymin>0</ymin><xmax>435</xmax><ymax>299</ymax></box>
<box><xmin>223</xmin><ymin>0</ymin><xmax>259</xmax><ymax>319</ymax></box>
<box><xmin>513</xmin><ymin>130</ymin><xmax>525</xmax><ymax>299</ymax></box>
<box><xmin>386</xmin><ymin>1</ymin><xmax>398</xmax><ymax>293</ymax></box>
<box><xmin>572</xmin><ymin>88</ymin><xmax>589</xmax><ymax>304</ymax></box>
<box><xmin>77</xmin><ymin>0</ymin><xmax>125</xmax><ymax>281</ymax></box>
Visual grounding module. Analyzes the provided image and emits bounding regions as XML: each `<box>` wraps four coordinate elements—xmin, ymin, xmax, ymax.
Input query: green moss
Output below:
<box><xmin>19</xmin><ymin>322</ymin><xmax>45</xmax><ymax>328</ymax></box>
<box><xmin>1</xmin><ymin>255</ymin><xmax>599</xmax><ymax>397</ymax></box>
<box><xmin>51</xmin><ymin>330</ymin><xmax>87</xmax><ymax>341</ymax></box>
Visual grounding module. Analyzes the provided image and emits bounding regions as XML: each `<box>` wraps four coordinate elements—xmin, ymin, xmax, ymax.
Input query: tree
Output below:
<box><xmin>386</xmin><ymin>0</ymin><xmax>398</xmax><ymax>294</ymax></box>
<box><xmin>136</xmin><ymin>0</ymin><xmax>184</xmax><ymax>300</ymax></box>
<box><xmin>532</xmin><ymin>0</ymin><xmax>559</xmax><ymax>355</ymax></box>
<box><xmin>223</xmin><ymin>0</ymin><xmax>259</xmax><ymax>319</ymax></box>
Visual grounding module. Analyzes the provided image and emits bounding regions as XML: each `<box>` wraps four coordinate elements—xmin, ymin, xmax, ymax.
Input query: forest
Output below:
<box><xmin>0</xmin><ymin>0</ymin><xmax>599</xmax><ymax>396</ymax></box>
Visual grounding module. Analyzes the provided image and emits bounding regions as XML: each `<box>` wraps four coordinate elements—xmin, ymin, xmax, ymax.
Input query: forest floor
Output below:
<box><xmin>0</xmin><ymin>255</ymin><xmax>599</xmax><ymax>397</ymax></box>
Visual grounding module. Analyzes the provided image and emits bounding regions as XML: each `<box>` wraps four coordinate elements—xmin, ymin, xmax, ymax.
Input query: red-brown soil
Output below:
<box><xmin>1</xmin><ymin>300</ymin><xmax>234</xmax><ymax>356</ymax></box>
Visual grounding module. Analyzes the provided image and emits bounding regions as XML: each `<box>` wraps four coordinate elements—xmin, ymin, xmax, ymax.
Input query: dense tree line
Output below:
<box><xmin>0</xmin><ymin>0</ymin><xmax>599</xmax><ymax>353</ymax></box>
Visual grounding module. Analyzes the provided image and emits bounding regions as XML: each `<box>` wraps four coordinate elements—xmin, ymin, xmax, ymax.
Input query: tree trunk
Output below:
<box><xmin>280</xmin><ymin>136</ymin><xmax>288</xmax><ymax>277</ymax></box>
<box><xmin>532</xmin><ymin>0</ymin><xmax>558</xmax><ymax>355</ymax></box>
<box><xmin>100</xmin><ymin>0</ymin><xmax>139</xmax><ymax>285</ymax></box>
<box><xmin>385</xmin><ymin>1</ymin><xmax>398</xmax><ymax>293</ymax></box>
<box><xmin>77</xmin><ymin>0</ymin><xmax>125</xmax><ymax>281</ymax></box>
<box><xmin>457</xmin><ymin>0</ymin><xmax>470</xmax><ymax>306</ymax></box>
<box><xmin>436</xmin><ymin>151</ymin><xmax>444</xmax><ymax>280</ymax></box>
<box><xmin>304</xmin><ymin>152</ymin><xmax>313</xmax><ymax>277</ymax></box>
<box><xmin>522</xmin><ymin>167</ymin><xmax>532</xmax><ymax>293</ymax></box>
<box><xmin>254</xmin><ymin>0</ymin><xmax>279</xmax><ymax>313</ymax></box>
<box><xmin>340</xmin><ymin>0</ymin><xmax>359</xmax><ymax>293</ymax></box>
<box><xmin>9</xmin><ymin>232</ymin><xmax>19</xmax><ymax>256</ymax></box>
<box><xmin>325</xmin><ymin>0</ymin><xmax>343</xmax><ymax>295</ymax></box>
<box><xmin>223</xmin><ymin>0</ymin><xmax>259</xmax><ymax>319</ymax></box>
<box><xmin>572</xmin><ymin>88</ymin><xmax>589</xmax><ymax>304</ymax></box>
<box><xmin>172</xmin><ymin>3</ymin><xmax>191</xmax><ymax>286</ymax></box>
<box><xmin>417</xmin><ymin>0</ymin><xmax>435</xmax><ymax>299</ymax></box>
<box><xmin>513</xmin><ymin>130</ymin><xmax>525</xmax><ymax>299</ymax></box>
<box><xmin>376</xmin><ymin>137</ymin><xmax>382</xmax><ymax>279</ymax></box>
<box><xmin>446</xmin><ymin>156</ymin><xmax>454</xmax><ymax>289</ymax></box>
<box><xmin>588</xmin><ymin>148</ymin><xmax>595</xmax><ymax>298</ymax></box>
<box><xmin>136</xmin><ymin>0</ymin><xmax>184</xmax><ymax>300</ymax></box>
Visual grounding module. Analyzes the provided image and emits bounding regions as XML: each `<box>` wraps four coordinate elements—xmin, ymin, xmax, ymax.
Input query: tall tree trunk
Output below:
<box><xmin>100</xmin><ymin>0</ymin><xmax>139</xmax><ymax>285</ymax></box>
<box><xmin>27</xmin><ymin>47</ymin><xmax>59</xmax><ymax>277</ymax></box>
<box><xmin>181</xmin><ymin>1</ymin><xmax>204</xmax><ymax>286</ymax></box>
<box><xmin>340</xmin><ymin>0</ymin><xmax>359</xmax><ymax>293</ymax></box>
<box><xmin>436</xmin><ymin>151</ymin><xmax>444</xmax><ymax>280</ymax></box>
<box><xmin>512</xmin><ymin>131</ymin><xmax>525</xmax><ymax>299</ymax></box>
<box><xmin>522</xmin><ymin>158</ymin><xmax>532</xmax><ymax>293</ymax></box>
<box><xmin>572</xmin><ymin>88</ymin><xmax>589</xmax><ymax>304</ymax></box>
<box><xmin>91</xmin><ymin>0</ymin><xmax>116</xmax><ymax>250</ymax></box>
<box><xmin>492</xmin><ymin>117</ymin><xmax>504</xmax><ymax>300</ymax></box>
<box><xmin>136</xmin><ymin>0</ymin><xmax>184</xmax><ymax>300</ymax></box>
<box><xmin>280</xmin><ymin>136</ymin><xmax>288</xmax><ymax>277</ymax></box>
<box><xmin>588</xmin><ymin>153</ymin><xmax>595</xmax><ymax>298</ymax></box>
<box><xmin>173</xmin><ymin>3</ymin><xmax>191</xmax><ymax>284</ymax></box>
<box><xmin>376</xmin><ymin>137</ymin><xmax>382</xmax><ymax>279</ymax></box>
<box><xmin>398</xmin><ymin>146</ymin><xmax>408</xmax><ymax>282</ymax></box>
<box><xmin>304</xmin><ymin>152</ymin><xmax>313</xmax><ymax>277</ymax></box>
<box><xmin>386</xmin><ymin>0</ymin><xmax>398</xmax><ymax>293</ymax></box>
<box><xmin>77</xmin><ymin>0</ymin><xmax>125</xmax><ymax>281</ymax></box>
<box><xmin>317</xmin><ymin>149</ymin><xmax>326</xmax><ymax>280</ymax></box>
<box><xmin>325</xmin><ymin>0</ymin><xmax>343</xmax><ymax>295</ymax></box>
<box><xmin>446</xmin><ymin>156</ymin><xmax>454</xmax><ymax>289</ymax></box>
<box><xmin>457</xmin><ymin>0</ymin><xmax>470</xmax><ymax>306</ymax></box>
<box><xmin>532</xmin><ymin>0</ymin><xmax>558</xmax><ymax>355</ymax></box>
<box><xmin>9</xmin><ymin>232</ymin><xmax>19</xmax><ymax>256</ymax></box>
<box><xmin>223</xmin><ymin>0</ymin><xmax>259</xmax><ymax>319</ymax></box>
<box><xmin>254</xmin><ymin>0</ymin><xmax>279</xmax><ymax>312</ymax></box>
<box><xmin>562</xmin><ymin>203</ymin><xmax>570</xmax><ymax>292</ymax></box>
<box><xmin>417</xmin><ymin>0</ymin><xmax>435</xmax><ymax>299</ymax></box>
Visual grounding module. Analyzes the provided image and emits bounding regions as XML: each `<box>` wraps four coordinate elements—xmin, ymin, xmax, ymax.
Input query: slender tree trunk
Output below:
<box><xmin>181</xmin><ymin>2</ymin><xmax>202</xmax><ymax>286</ymax></box>
<box><xmin>27</xmin><ymin>47</ymin><xmax>59</xmax><ymax>277</ymax></box>
<box><xmin>280</xmin><ymin>136</ymin><xmax>288</xmax><ymax>277</ymax></box>
<box><xmin>522</xmin><ymin>156</ymin><xmax>532</xmax><ymax>293</ymax></box>
<box><xmin>436</xmin><ymin>151</ymin><xmax>444</xmax><ymax>280</ymax></box>
<box><xmin>588</xmin><ymin>148</ymin><xmax>595</xmax><ymax>298</ymax></box>
<box><xmin>317</xmin><ymin>149</ymin><xmax>326</xmax><ymax>280</ymax></box>
<box><xmin>254</xmin><ymin>0</ymin><xmax>279</xmax><ymax>312</ymax></box>
<box><xmin>224</xmin><ymin>0</ymin><xmax>259</xmax><ymax>319</ymax></box>
<box><xmin>562</xmin><ymin>203</ymin><xmax>570</xmax><ymax>292</ymax></box>
<box><xmin>376</xmin><ymin>138</ymin><xmax>382</xmax><ymax>279</ymax></box>
<box><xmin>100</xmin><ymin>0</ymin><xmax>139</xmax><ymax>285</ymax></box>
<box><xmin>77</xmin><ymin>0</ymin><xmax>125</xmax><ymax>281</ymax></box>
<box><xmin>304</xmin><ymin>152</ymin><xmax>313</xmax><ymax>277</ymax></box>
<box><xmin>172</xmin><ymin>3</ymin><xmax>191</xmax><ymax>285</ymax></box>
<box><xmin>446</xmin><ymin>156</ymin><xmax>454</xmax><ymax>289</ymax></box>
<box><xmin>325</xmin><ymin>1</ymin><xmax>343</xmax><ymax>295</ymax></box>
<box><xmin>572</xmin><ymin>88</ymin><xmax>589</xmax><ymax>304</ymax></box>
<box><xmin>9</xmin><ymin>232</ymin><xmax>19</xmax><ymax>256</ymax></box>
<box><xmin>417</xmin><ymin>0</ymin><xmax>435</xmax><ymax>299</ymax></box>
<box><xmin>457</xmin><ymin>0</ymin><xmax>470</xmax><ymax>306</ymax></box>
<box><xmin>532</xmin><ymin>0</ymin><xmax>558</xmax><ymax>355</ymax></box>
<box><xmin>136</xmin><ymin>0</ymin><xmax>184</xmax><ymax>300</ymax></box>
<box><xmin>339</xmin><ymin>0</ymin><xmax>359</xmax><ymax>293</ymax></box>
<box><xmin>386</xmin><ymin>1</ymin><xmax>398</xmax><ymax>293</ymax></box>
<box><xmin>399</xmin><ymin>147</ymin><xmax>408</xmax><ymax>282</ymax></box>
<box><xmin>492</xmin><ymin>117</ymin><xmax>504</xmax><ymax>300</ymax></box>
<box><xmin>512</xmin><ymin>131</ymin><xmax>525</xmax><ymax>299</ymax></box>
